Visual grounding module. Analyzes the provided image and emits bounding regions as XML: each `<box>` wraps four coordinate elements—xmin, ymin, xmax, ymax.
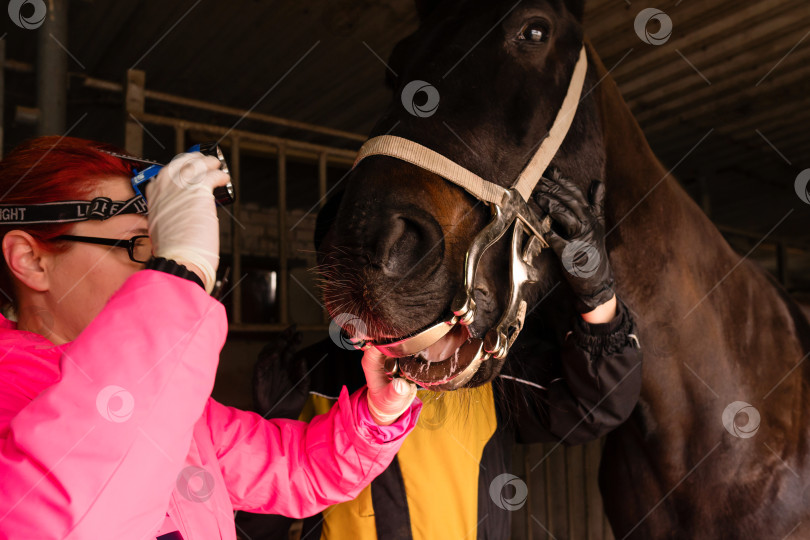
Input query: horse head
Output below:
<box><xmin>320</xmin><ymin>0</ymin><xmax>605</xmax><ymax>389</ymax></box>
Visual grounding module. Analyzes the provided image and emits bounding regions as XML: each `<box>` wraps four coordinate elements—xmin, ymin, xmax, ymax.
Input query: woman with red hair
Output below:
<box><xmin>0</xmin><ymin>136</ymin><xmax>421</xmax><ymax>539</ymax></box>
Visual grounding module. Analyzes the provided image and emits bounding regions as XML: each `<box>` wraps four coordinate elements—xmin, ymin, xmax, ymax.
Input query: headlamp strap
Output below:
<box><xmin>0</xmin><ymin>195</ymin><xmax>147</xmax><ymax>225</ymax></box>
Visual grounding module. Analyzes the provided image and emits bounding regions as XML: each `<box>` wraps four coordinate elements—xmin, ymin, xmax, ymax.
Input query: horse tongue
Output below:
<box><xmin>415</xmin><ymin>324</ymin><xmax>470</xmax><ymax>363</ymax></box>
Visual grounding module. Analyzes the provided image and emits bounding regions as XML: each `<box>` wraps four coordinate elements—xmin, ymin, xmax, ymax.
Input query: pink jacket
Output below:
<box><xmin>0</xmin><ymin>271</ymin><xmax>421</xmax><ymax>539</ymax></box>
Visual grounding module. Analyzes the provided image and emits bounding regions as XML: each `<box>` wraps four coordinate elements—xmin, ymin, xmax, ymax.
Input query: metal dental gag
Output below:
<box><xmin>343</xmin><ymin>46</ymin><xmax>589</xmax><ymax>388</ymax></box>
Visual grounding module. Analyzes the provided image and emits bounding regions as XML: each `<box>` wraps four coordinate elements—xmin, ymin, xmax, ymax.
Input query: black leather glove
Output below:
<box><xmin>534</xmin><ymin>170</ymin><xmax>615</xmax><ymax>313</ymax></box>
<box><xmin>252</xmin><ymin>326</ymin><xmax>308</xmax><ymax>419</ymax></box>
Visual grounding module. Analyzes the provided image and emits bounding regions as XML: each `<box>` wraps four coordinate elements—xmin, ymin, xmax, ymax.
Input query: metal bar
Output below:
<box><xmin>4</xmin><ymin>59</ymin><xmax>364</xmax><ymax>143</ymax></box>
<box><xmin>143</xmin><ymin>88</ymin><xmax>366</xmax><ymax>142</ymax></box>
<box><xmin>231</xmin><ymin>137</ymin><xmax>243</xmax><ymax>325</ymax></box>
<box><xmin>278</xmin><ymin>144</ymin><xmax>288</xmax><ymax>325</ymax></box>
<box><xmin>134</xmin><ymin>111</ymin><xmax>357</xmax><ymax>160</ymax></box>
<box><xmin>124</xmin><ymin>70</ymin><xmax>146</xmax><ymax>156</ymax></box>
<box><xmin>82</xmin><ymin>76</ymin><xmax>123</xmax><ymax>93</ymax></box>
<box><xmin>5</xmin><ymin>58</ymin><xmax>365</xmax><ymax>151</ymax></box>
<box><xmin>37</xmin><ymin>0</ymin><xmax>68</xmax><ymax>135</ymax></box>
<box><xmin>3</xmin><ymin>59</ymin><xmax>34</xmax><ymax>73</ymax></box>
<box><xmin>199</xmin><ymin>135</ymin><xmax>354</xmax><ymax>167</ymax></box>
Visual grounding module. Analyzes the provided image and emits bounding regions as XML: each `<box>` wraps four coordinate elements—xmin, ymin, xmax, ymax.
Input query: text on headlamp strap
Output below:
<box><xmin>0</xmin><ymin>196</ymin><xmax>147</xmax><ymax>225</ymax></box>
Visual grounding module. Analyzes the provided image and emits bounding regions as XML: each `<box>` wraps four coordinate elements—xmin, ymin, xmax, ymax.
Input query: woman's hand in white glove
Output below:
<box><xmin>361</xmin><ymin>349</ymin><xmax>418</xmax><ymax>426</ymax></box>
<box><xmin>145</xmin><ymin>152</ymin><xmax>230</xmax><ymax>293</ymax></box>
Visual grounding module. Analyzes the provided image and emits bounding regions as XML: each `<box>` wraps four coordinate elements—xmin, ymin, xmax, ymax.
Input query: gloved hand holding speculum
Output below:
<box><xmin>362</xmin><ymin>348</ymin><xmax>418</xmax><ymax>425</ymax></box>
<box><xmin>534</xmin><ymin>170</ymin><xmax>615</xmax><ymax>314</ymax></box>
<box><xmin>146</xmin><ymin>152</ymin><xmax>231</xmax><ymax>294</ymax></box>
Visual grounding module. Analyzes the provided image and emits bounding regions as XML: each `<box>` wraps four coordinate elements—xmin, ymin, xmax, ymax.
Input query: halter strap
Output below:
<box><xmin>355</xmin><ymin>135</ymin><xmax>507</xmax><ymax>205</ymax></box>
<box><xmin>513</xmin><ymin>46</ymin><xmax>588</xmax><ymax>200</ymax></box>
<box><xmin>353</xmin><ymin>46</ymin><xmax>588</xmax><ymax>204</ymax></box>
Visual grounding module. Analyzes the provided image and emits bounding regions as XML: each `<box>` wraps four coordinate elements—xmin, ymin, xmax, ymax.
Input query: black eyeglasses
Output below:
<box><xmin>51</xmin><ymin>235</ymin><xmax>153</xmax><ymax>263</ymax></box>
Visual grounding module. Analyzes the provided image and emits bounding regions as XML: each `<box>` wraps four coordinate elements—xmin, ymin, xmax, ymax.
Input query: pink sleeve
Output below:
<box><xmin>355</xmin><ymin>390</ymin><xmax>413</xmax><ymax>443</ymax></box>
<box><xmin>205</xmin><ymin>386</ymin><xmax>421</xmax><ymax>518</ymax></box>
<box><xmin>0</xmin><ymin>271</ymin><xmax>227</xmax><ymax>539</ymax></box>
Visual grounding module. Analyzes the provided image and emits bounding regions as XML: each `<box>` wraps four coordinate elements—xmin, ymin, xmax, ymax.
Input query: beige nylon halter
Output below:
<box><xmin>354</xmin><ymin>46</ymin><xmax>588</xmax><ymax>204</ymax></box>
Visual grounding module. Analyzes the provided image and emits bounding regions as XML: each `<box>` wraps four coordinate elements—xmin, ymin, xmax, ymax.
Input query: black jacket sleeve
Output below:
<box><xmin>500</xmin><ymin>298</ymin><xmax>642</xmax><ymax>445</ymax></box>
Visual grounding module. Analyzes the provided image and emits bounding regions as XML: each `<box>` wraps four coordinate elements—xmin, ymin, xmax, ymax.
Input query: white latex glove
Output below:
<box><xmin>145</xmin><ymin>152</ymin><xmax>230</xmax><ymax>293</ymax></box>
<box><xmin>362</xmin><ymin>348</ymin><xmax>418</xmax><ymax>426</ymax></box>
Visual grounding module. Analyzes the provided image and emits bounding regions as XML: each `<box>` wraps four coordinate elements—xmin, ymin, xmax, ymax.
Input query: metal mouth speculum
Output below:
<box><xmin>451</xmin><ymin>188</ymin><xmax>552</xmax><ymax>359</ymax></box>
<box><xmin>350</xmin><ymin>188</ymin><xmax>550</xmax><ymax>364</ymax></box>
<box><xmin>353</xmin><ymin>316</ymin><xmax>459</xmax><ymax>357</ymax></box>
<box><xmin>350</xmin><ymin>187</ymin><xmax>552</xmax><ymax>365</ymax></box>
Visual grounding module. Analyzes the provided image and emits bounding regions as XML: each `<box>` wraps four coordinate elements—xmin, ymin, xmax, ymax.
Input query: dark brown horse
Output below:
<box><xmin>320</xmin><ymin>0</ymin><xmax>810</xmax><ymax>537</ymax></box>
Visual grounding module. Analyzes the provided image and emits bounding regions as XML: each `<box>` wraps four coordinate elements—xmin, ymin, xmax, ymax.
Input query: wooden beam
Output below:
<box><xmin>627</xmin><ymin>24</ymin><xmax>810</xmax><ymax>113</ymax></box>
<box><xmin>143</xmin><ymin>88</ymin><xmax>366</xmax><ymax>143</ymax></box>
<box><xmin>174</xmin><ymin>125</ymin><xmax>185</xmax><ymax>154</ymax></box>
<box><xmin>124</xmin><ymin>69</ymin><xmax>146</xmax><ymax>156</ymax></box>
<box><xmin>614</xmin><ymin>0</ymin><xmax>805</xmax><ymax>95</ymax></box>
<box><xmin>637</xmin><ymin>50</ymin><xmax>810</xmax><ymax>132</ymax></box>
<box><xmin>134</xmin><ymin>111</ymin><xmax>357</xmax><ymax>161</ymax></box>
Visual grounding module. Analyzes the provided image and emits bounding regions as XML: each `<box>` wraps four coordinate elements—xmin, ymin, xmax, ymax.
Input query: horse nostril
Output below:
<box><xmin>376</xmin><ymin>212</ymin><xmax>443</xmax><ymax>278</ymax></box>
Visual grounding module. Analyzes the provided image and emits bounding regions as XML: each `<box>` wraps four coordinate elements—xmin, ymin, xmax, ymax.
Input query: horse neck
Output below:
<box><xmin>585</xmin><ymin>49</ymin><xmax>810</xmax><ymax>458</ymax></box>
<box><xmin>587</xmin><ymin>45</ymin><xmax>783</xmax><ymax>370</ymax></box>
<box><xmin>589</xmin><ymin>46</ymin><xmax>742</xmax><ymax>295</ymax></box>
<box><xmin>589</xmin><ymin>47</ymin><xmax>809</xmax><ymax>395</ymax></box>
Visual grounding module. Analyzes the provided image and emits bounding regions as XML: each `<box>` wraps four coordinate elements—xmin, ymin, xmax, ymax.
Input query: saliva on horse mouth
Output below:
<box><xmin>379</xmin><ymin>323</ymin><xmax>490</xmax><ymax>390</ymax></box>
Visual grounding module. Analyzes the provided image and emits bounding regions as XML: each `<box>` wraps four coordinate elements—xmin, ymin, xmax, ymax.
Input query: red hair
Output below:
<box><xmin>0</xmin><ymin>136</ymin><xmax>134</xmax><ymax>308</ymax></box>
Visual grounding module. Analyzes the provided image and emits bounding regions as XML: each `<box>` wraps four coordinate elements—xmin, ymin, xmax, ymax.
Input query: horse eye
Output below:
<box><xmin>518</xmin><ymin>22</ymin><xmax>550</xmax><ymax>43</ymax></box>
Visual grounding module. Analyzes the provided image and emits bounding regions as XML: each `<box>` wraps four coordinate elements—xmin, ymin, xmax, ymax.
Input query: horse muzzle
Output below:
<box><xmin>348</xmin><ymin>189</ymin><xmax>551</xmax><ymax>390</ymax></box>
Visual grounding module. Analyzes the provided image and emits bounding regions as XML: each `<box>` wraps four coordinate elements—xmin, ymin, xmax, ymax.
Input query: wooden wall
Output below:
<box><xmin>511</xmin><ymin>439</ymin><xmax>615</xmax><ymax>540</ymax></box>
